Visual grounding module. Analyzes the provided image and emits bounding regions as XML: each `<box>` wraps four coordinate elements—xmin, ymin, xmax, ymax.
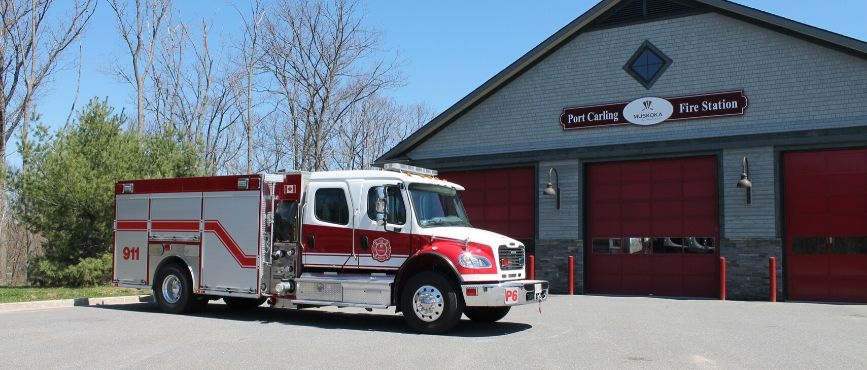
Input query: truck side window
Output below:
<box><xmin>273</xmin><ymin>201</ymin><xmax>298</xmax><ymax>242</ymax></box>
<box><xmin>366</xmin><ymin>186</ymin><xmax>406</xmax><ymax>225</ymax></box>
<box><xmin>314</xmin><ymin>188</ymin><xmax>350</xmax><ymax>225</ymax></box>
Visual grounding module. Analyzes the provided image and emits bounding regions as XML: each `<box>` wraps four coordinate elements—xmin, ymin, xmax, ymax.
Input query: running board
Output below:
<box><xmin>291</xmin><ymin>300</ymin><xmax>389</xmax><ymax>309</ymax></box>
<box><xmin>295</xmin><ymin>272</ymin><xmax>394</xmax><ymax>306</ymax></box>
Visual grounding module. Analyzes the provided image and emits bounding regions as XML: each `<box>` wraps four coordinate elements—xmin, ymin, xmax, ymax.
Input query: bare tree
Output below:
<box><xmin>334</xmin><ymin>96</ymin><xmax>431</xmax><ymax>170</ymax></box>
<box><xmin>146</xmin><ymin>15</ymin><xmax>247</xmax><ymax>175</ymax></box>
<box><xmin>108</xmin><ymin>0</ymin><xmax>169</xmax><ymax>133</ymax></box>
<box><xmin>1</xmin><ymin>0</ymin><xmax>96</xmax><ymax>161</ymax></box>
<box><xmin>233</xmin><ymin>0</ymin><xmax>267</xmax><ymax>174</ymax></box>
<box><xmin>0</xmin><ymin>0</ymin><xmax>96</xmax><ymax>281</ymax></box>
<box><xmin>261</xmin><ymin>0</ymin><xmax>401</xmax><ymax>171</ymax></box>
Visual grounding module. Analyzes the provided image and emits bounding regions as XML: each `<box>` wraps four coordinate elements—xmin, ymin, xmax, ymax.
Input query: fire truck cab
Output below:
<box><xmin>113</xmin><ymin>164</ymin><xmax>548</xmax><ymax>334</ymax></box>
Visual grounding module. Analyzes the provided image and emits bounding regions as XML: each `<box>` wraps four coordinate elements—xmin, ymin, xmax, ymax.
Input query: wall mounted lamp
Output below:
<box><xmin>543</xmin><ymin>167</ymin><xmax>560</xmax><ymax>209</ymax></box>
<box><xmin>736</xmin><ymin>156</ymin><xmax>752</xmax><ymax>205</ymax></box>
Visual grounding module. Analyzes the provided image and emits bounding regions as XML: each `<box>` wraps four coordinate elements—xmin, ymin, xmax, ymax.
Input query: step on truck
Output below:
<box><xmin>113</xmin><ymin>163</ymin><xmax>548</xmax><ymax>334</ymax></box>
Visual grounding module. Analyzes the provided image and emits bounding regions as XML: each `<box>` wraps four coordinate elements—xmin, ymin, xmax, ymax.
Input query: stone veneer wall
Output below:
<box><xmin>534</xmin><ymin>239</ymin><xmax>583</xmax><ymax>294</ymax></box>
<box><xmin>721</xmin><ymin>238</ymin><xmax>784</xmax><ymax>300</ymax></box>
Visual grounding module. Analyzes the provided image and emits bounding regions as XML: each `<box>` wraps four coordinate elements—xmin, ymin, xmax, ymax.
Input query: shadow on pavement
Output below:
<box><xmin>88</xmin><ymin>302</ymin><xmax>532</xmax><ymax>337</ymax></box>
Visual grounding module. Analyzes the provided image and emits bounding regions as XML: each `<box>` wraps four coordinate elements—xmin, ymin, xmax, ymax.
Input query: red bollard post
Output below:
<box><xmin>568</xmin><ymin>256</ymin><xmax>574</xmax><ymax>295</ymax></box>
<box><xmin>528</xmin><ymin>255</ymin><xmax>535</xmax><ymax>280</ymax></box>
<box><xmin>770</xmin><ymin>256</ymin><xmax>777</xmax><ymax>302</ymax></box>
<box><xmin>720</xmin><ymin>257</ymin><xmax>727</xmax><ymax>301</ymax></box>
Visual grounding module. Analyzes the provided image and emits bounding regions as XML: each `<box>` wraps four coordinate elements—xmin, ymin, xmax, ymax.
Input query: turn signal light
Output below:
<box><xmin>466</xmin><ymin>288</ymin><xmax>478</xmax><ymax>296</ymax></box>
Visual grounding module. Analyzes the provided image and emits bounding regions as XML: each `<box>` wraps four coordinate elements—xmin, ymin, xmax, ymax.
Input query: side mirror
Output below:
<box><xmin>374</xmin><ymin>186</ymin><xmax>388</xmax><ymax>226</ymax></box>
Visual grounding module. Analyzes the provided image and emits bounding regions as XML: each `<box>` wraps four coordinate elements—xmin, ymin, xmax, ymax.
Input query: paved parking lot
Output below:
<box><xmin>2</xmin><ymin>295</ymin><xmax>866</xmax><ymax>369</ymax></box>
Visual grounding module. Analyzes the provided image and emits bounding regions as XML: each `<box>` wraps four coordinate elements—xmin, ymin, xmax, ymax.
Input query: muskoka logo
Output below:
<box><xmin>624</xmin><ymin>97</ymin><xmax>673</xmax><ymax>125</ymax></box>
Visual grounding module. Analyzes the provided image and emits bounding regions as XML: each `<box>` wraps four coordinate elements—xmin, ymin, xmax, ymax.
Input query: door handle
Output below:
<box><xmin>307</xmin><ymin>235</ymin><xmax>315</xmax><ymax>250</ymax></box>
<box><xmin>360</xmin><ymin>236</ymin><xmax>369</xmax><ymax>251</ymax></box>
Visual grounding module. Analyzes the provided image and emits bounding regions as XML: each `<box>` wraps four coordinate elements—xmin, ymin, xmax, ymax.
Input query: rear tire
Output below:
<box><xmin>223</xmin><ymin>297</ymin><xmax>267</xmax><ymax>310</ymax></box>
<box><xmin>401</xmin><ymin>272</ymin><xmax>464</xmax><ymax>334</ymax></box>
<box><xmin>154</xmin><ymin>264</ymin><xmax>194</xmax><ymax>314</ymax></box>
<box><xmin>464</xmin><ymin>306</ymin><xmax>511</xmax><ymax>323</ymax></box>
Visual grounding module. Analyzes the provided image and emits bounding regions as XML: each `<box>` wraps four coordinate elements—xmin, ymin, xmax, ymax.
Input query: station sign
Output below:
<box><xmin>560</xmin><ymin>90</ymin><xmax>748</xmax><ymax>130</ymax></box>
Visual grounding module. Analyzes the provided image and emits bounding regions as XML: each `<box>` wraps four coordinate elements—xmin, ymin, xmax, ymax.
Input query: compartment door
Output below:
<box><xmin>114</xmin><ymin>194</ymin><xmax>150</xmax><ymax>286</ymax></box>
<box><xmin>201</xmin><ymin>191</ymin><xmax>261</xmax><ymax>295</ymax></box>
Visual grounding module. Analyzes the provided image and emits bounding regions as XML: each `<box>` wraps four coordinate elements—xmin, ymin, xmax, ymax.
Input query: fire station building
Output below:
<box><xmin>378</xmin><ymin>0</ymin><xmax>867</xmax><ymax>301</ymax></box>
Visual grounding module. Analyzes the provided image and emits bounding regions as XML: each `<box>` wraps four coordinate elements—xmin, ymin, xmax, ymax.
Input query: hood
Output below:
<box><xmin>420</xmin><ymin>226</ymin><xmax>523</xmax><ymax>248</ymax></box>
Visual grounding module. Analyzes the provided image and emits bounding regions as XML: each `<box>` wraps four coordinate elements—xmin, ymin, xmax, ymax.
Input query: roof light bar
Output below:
<box><xmin>383</xmin><ymin>163</ymin><xmax>438</xmax><ymax>177</ymax></box>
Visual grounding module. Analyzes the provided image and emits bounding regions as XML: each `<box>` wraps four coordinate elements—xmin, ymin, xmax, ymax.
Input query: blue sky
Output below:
<box><xmin>22</xmin><ymin>0</ymin><xmax>867</xmax><ymax>157</ymax></box>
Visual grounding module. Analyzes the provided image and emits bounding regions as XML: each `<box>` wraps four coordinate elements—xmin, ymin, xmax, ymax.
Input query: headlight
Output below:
<box><xmin>458</xmin><ymin>253</ymin><xmax>492</xmax><ymax>269</ymax></box>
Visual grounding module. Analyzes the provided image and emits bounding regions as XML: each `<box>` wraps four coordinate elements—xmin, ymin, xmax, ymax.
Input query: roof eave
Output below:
<box><xmin>376</xmin><ymin>0</ymin><xmax>867</xmax><ymax>164</ymax></box>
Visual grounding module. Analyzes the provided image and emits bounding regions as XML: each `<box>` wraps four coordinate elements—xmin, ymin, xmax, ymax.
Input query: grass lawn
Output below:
<box><xmin>0</xmin><ymin>286</ymin><xmax>149</xmax><ymax>304</ymax></box>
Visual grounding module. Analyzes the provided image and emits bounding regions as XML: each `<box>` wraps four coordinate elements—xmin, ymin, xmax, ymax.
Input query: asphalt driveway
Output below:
<box><xmin>1</xmin><ymin>295</ymin><xmax>865</xmax><ymax>369</ymax></box>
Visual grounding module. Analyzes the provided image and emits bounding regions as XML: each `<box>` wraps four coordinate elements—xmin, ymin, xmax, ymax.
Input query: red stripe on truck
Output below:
<box><xmin>204</xmin><ymin>220</ymin><xmax>257</xmax><ymax>268</ymax></box>
<box><xmin>115</xmin><ymin>219</ymin><xmax>256</xmax><ymax>268</ymax></box>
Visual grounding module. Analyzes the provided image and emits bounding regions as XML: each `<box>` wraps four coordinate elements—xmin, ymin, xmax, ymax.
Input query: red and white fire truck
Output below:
<box><xmin>113</xmin><ymin>163</ymin><xmax>548</xmax><ymax>333</ymax></box>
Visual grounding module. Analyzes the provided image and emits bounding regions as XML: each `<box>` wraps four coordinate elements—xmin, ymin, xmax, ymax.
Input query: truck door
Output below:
<box><xmin>301</xmin><ymin>182</ymin><xmax>356</xmax><ymax>269</ymax></box>
<box><xmin>354</xmin><ymin>181</ymin><xmax>412</xmax><ymax>271</ymax></box>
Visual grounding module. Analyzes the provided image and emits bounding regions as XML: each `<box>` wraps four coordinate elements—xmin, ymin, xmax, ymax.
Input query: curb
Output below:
<box><xmin>0</xmin><ymin>295</ymin><xmax>153</xmax><ymax>313</ymax></box>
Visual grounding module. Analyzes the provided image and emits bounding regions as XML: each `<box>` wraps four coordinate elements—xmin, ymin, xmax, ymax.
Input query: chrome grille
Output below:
<box><xmin>498</xmin><ymin>245</ymin><xmax>525</xmax><ymax>271</ymax></box>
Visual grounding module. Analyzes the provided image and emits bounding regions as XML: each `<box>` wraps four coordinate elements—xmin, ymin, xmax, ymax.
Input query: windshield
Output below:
<box><xmin>409</xmin><ymin>183</ymin><xmax>471</xmax><ymax>228</ymax></box>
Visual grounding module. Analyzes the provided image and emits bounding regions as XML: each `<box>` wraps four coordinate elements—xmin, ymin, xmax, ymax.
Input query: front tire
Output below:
<box><xmin>154</xmin><ymin>264</ymin><xmax>194</xmax><ymax>314</ymax></box>
<box><xmin>464</xmin><ymin>306</ymin><xmax>511</xmax><ymax>323</ymax></box>
<box><xmin>401</xmin><ymin>272</ymin><xmax>464</xmax><ymax>334</ymax></box>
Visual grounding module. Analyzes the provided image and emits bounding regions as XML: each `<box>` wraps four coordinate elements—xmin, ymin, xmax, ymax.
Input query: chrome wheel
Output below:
<box><xmin>161</xmin><ymin>275</ymin><xmax>182</xmax><ymax>304</ymax></box>
<box><xmin>412</xmin><ymin>285</ymin><xmax>444</xmax><ymax>322</ymax></box>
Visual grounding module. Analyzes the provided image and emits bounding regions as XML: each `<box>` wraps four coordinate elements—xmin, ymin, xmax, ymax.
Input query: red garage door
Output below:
<box><xmin>440</xmin><ymin>167</ymin><xmax>534</xmax><ymax>240</ymax></box>
<box><xmin>587</xmin><ymin>156</ymin><xmax>719</xmax><ymax>297</ymax></box>
<box><xmin>785</xmin><ymin>148</ymin><xmax>867</xmax><ymax>302</ymax></box>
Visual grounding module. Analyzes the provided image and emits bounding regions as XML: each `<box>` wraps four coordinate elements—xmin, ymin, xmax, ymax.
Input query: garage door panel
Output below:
<box><xmin>595</xmin><ymin>187</ymin><xmax>621</xmax><ymax>201</ymax></box>
<box><xmin>789</xmin><ymin>218</ymin><xmax>829</xmax><ymax>236</ymax></box>
<box><xmin>825</xmin><ymin>152</ymin><xmax>866</xmax><ymax>172</ymax></box>
<box><xmin>441</xmin><ymin>167</ymin><xmax>534</xmax><ymax>239</ymax></box>
<box><xmin>826</xmin><ymin>175</ymin><xmax>866</xmax><ymax>195</ymax></box>
<box><xmin>652</xmin><ymin>276</ymin><xmax>683</xmax><ymax>296</ymax></box>
<box><xmin>788</xmin><ymin>196</ymin><xmax>827</xmax><ymax>215</ymax></box>
<box><xmin>683</xmin><ymin>256</ymin><xmax>716</xmax><ymax>274</ymax></box>
<box><xmin>622</xmin><ymin>257</ymin><xmax>652</xmax><ymax>274</ymax></box>
<box><xmin>652</xmin><ymin>256</ymin><xmax>683</xmax><ymax>274</ymax></box>
<box><xmin>590</xmin><ymin>166</ymin><xmax>620</xmax><ymax>183</ymax></box>
<box><xmin>588</xmin><ymin>156</ymin><xmax>718</xmax><ymax>297</ymax></box>
<box><xmin>620</xmin><ymin>164</ymin><xmax>649</xmax><ymax>182</ymax></box>
<box><xmin>683</xmin><ymin>161</ymin><xmax>716</xmax><ymax>179</ymax></box>
<box><xmin>652</xmin><ymin>163</ymin><xmax>682</xmax><ymax>181</ymax></box>
<box><xmin>682</xmin><ymin>277</ymin><xmax>715</xmax><ymax>296</ymax></box>
<box><xmin>622</xmin><ymin>183</ymin><xmax>651</xmax><ymax>200</ymax></box>
<box><xmin>652</xmin><ymin>183</ymin><xmax>683</xmax><ymax>199</ymax></box>
<box><xmin>652</xmin><ymin>200</ymin><xmax>683</xmax><ymax>217</ymax></box>
<box><xmin>620</xmin><ymin>221</ymin><xmax>650</xmax><ymax>235</ymax></box>
<box><xmin>785</xmin><ymin>148</ymin><xmax>867</xmax><ymax>302</ymax></box>
<box><xmin>830</xmin><ymin>278</ymin><xmax>867</xmax><ymax>301</ymax></box>
<box><xmin>684</xmin><ymin>203</ymin><xmax>716</xmax><ymax>218</ymax></box>
<box><xmin>684</xmin><ymin>181</ymin><xmax>715</xmax><ymax>198</ymax></box>
<box><xmin>621</xmin><ymin>275</ymin><xmax>651</xmax><ymax>294</ymax></box>
<box><xmin>621</xmin><ymin>202</ymin><xmax>650</xmax><ymax>220</ymax></box>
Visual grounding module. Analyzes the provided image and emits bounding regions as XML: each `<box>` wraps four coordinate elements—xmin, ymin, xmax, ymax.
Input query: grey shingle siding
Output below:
<box><xmin>538</xmin><ymin>160</ymin><xmax>582</xmax><ymax>239</ymax></box>
<box><xmin>408</xmin><ymin>12</ymin><xmax>867</xmax><ymax>160</ymax></box>
<box><xmin>722</xmin><ymin>147</ymin><xmax>777</xmax><ymax>239</ymax></box>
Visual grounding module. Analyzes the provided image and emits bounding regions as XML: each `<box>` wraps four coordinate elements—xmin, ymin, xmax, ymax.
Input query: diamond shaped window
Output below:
<box><xmin>624</xmin><ymin>41</ymin><xmax>672</xmax><ymax>89</ymax></box>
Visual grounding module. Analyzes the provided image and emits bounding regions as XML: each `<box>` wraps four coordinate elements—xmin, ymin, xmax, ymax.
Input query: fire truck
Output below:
<box><xmin>112</xmin><ymin>163</ymin><xmax>548</xmax><ymax>334</ymax></box>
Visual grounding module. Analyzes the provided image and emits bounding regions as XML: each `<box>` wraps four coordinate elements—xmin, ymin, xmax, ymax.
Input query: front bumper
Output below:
<box><xmin>461</xmin><ymin>280</ymin><xmax>549</xmax><ymax>307</ymax></box>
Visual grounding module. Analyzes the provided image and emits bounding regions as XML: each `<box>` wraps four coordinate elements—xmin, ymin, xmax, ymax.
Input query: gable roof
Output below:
<box><xmin>376</xmin><ymin>0</ymin><xmax>867</xmax><ymax>164</ymax></box>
